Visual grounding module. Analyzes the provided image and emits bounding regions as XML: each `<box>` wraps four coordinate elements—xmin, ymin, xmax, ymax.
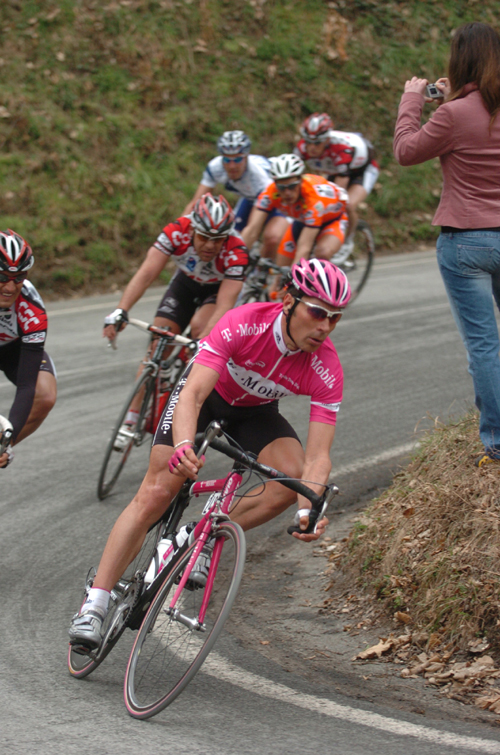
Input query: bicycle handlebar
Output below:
<box><xmin>194</xmin><ymin>422</ymin><xmax>339</xmax><ymax>535</ymax></box>
<box><xmin>128</xmin><ymin>318</ymin><xmax>194</xmax><ymax>345</ymax></box>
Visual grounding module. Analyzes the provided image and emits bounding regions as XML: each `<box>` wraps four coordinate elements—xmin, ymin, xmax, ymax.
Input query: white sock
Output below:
<box><xmin>81</xmin><ymin>587</ymin><xmax>110</xmax><ymax>617</ymax></box>
<box><xmin>125</xmin><ymin>410</ymin><xmax>139</xmax><ymax>425</ymax></box>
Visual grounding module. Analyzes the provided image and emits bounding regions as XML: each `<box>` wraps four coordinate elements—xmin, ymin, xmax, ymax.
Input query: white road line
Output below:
<box><xmin>203</xmin><ymin>654</ymin><xmax>500</xmax><ymax>753</ymax></box>
<box><xmin>330</xmin><ymin>441</ymin><xmax>416</xmax><ymax>480</ymax></box>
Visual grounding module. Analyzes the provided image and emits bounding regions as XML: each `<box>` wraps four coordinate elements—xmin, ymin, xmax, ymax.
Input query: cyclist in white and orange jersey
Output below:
<box><xmin>295</xmin><ymin>113</ymin><xmax>380</xmax><ymax>255</ymax></box>
<box><xmin>183</xmin><ymin>130</ymin><xmax>289</xmax><ymax>258</ymax></box>
<box><xmin>241</xmin><ymin>154</ymin><xmax>351</xmax><ymax>268</ymax></box>
<box><xmin>0</xmin><ymin>230</ymin><xmax>57</xmax><ymax>468</ymax></box>
<box><xmin>69</xmin><ymin>258</ymin><xmax>351</xmax><ymax>651</ymax></box>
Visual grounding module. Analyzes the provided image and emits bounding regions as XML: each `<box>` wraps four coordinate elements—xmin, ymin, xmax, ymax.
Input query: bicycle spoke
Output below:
<box><xmin>124</xmin><ymin>521</ymin><xmax>245</xmax><ymax>718</ymax></box>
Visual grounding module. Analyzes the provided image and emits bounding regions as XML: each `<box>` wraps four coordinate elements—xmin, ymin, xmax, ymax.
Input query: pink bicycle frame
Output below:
<box><xmin>167</xmin><ymin>470</ymin><xmax>243</xmax><ymax>624</ymax></box>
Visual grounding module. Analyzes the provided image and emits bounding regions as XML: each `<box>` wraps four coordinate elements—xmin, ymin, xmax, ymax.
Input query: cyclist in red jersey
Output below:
<box><xmin>295</xmin><ymin>113</ymin><xmax>380</xmax><ymax>254</ymax></box>
<box><xmin>69</xmin><ymin>258</ymin><xmax>351</xmax><ymax>651</ymax></box>
<box><xmin>102</xmin><ymin>194</ymin><xmax>249</xmax><ymax>449</ymax></box>
<box><xmin>241</xmin><ymin>154</ymin><xmax>351</xmax><ymax>268</ymax></box>
<box><xmin>0</xmin><ymin>231</ymin><xmax>57</xmax><ymax>468</ymax></box>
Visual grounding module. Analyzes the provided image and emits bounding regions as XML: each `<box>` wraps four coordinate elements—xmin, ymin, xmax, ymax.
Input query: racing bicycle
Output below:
<box><xmin>69</xmin><ymin>420</ymin><xmax>339</xmax><ymax>719</ymax></box>
<box><xmin>97</xmin><ymin>319</ymin><xmax>197</xmax><ymax>500</ymax></box>
<box><xmin>241</xmin><ymin>219</ymin><xmax>375</xmax><ymax>304</ymax></box>
<box><xmin>331</xmin><ymin>219</ymin><xmax>375</xmax><ymax>301</ymax></box>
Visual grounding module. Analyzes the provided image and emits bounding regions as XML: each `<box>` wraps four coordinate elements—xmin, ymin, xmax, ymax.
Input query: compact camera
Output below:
<box><xmin>426</xmin><ymin>83</ymin><xmax>444</xmax><ymax>99</ymax></box>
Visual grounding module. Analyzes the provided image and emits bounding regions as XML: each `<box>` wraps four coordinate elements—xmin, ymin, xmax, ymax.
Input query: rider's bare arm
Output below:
<box><xmin>182</xmin><ymin>183</ymin><xmax>213</xmax><ymax>216</ymax></box>
<box><xmin>241</xmin><ymin>207</ymin><xmax>268</xmax><ymax>250</ymax></box>
<box><xmin>293</xmin><ymin>226</ymin><xmax>321</xmax><ymax>265</ymax></box>
<box><xmin>195</xmin><ymin>278</ymin><xmax>243</xmax><ymax>339</ymax></box>
<box><xmin>293</xmin><ymin>420</ymin><xmax>335</xmax><ymax>542</ymax></box>
<box><xmin>170</xmin><ymin>363</ymin><xmax>221</xmax><ymax>479</ymax></box>
<box><xmin>103</xmin><ymin>246</ymin><xmax>167</xmax><ymax>340</ymax></box>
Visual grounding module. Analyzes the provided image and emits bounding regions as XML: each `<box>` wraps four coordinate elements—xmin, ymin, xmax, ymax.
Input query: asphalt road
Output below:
<box><xmin>2</xmin><ymin>250</ymin><xmax>500</xmax><ymax>755</ymax></box>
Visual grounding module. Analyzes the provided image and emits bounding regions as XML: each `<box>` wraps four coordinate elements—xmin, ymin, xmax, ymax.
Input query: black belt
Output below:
<box><xmin>441</xmin><ymin>226</ymin><xmax>500</xmax><ymax>233</ymax></box>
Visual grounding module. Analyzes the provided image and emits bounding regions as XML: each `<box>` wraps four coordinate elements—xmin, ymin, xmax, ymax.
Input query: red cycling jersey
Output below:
<box><xmin>195</xmin><ymin>302</ymin><xmax>343</xmax><ymax>425</ymax></box>
<box><xmin>295</xmin><ymin>131</ymin><xmax>376</xmax><ymax>177</ymax></box>
<box><xmin>255</xmin><ymin>174</ymin><xmax>348</xmax><ymax>229</ymax></box>
<box><xmin>153</xmin><ymin>215</ymin><xmax>249</xmax><ymax>284</ymax></box>
<box><xmin>0</xmin><ymin>281</ymin><xmax>47</xmax><ymax>348</ymax></box>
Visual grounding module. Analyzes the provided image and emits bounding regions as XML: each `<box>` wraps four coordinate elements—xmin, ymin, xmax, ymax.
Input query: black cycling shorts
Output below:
<box><xmin>155</xmin><ymin>270</ymin><xmax>221</xmax><ymax>332</ymax></box>
<box><xmin>153</xmin><ymin>365</ymin><xmax>300</xmax><ymax>457</ymax></box>
<box><xmin>0</xmin><ymin>340</ymin><xmax>56</xmax><ymax>384</ymax></box>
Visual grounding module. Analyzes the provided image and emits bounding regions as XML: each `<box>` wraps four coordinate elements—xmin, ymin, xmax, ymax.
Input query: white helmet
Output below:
<box><xmin>269</xmin><ymin>154</ymin><xmax>305</xmax><ymax>181</ymax></box>
<box><xmin>217</xmin><ymin>130</ymin><xmax>251</xmax><ymax>155</ymax></box>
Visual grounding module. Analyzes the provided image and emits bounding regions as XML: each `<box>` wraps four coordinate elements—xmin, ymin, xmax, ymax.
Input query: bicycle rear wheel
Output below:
<box><xmin>339</xmin><ymin>220</ymin><xmax>375</xmax><ymax>301</ymax></box>
<box><xmin>68</xmin><ymin>516</ymin><xmax>167</xmax><ymax>678</ymax></box>
<box><xmin>97</xmin><ymin>368</ymin><xmax>155</xmax><ymax>500</ymax></box>
<box><xmin>124</xmin><ymin>521</ymin><xmax>245</xmax><ymax>719</ymax></box>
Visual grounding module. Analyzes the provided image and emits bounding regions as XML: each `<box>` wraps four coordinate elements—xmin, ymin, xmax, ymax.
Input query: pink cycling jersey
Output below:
<box><xmin>195</xmin><ymin>302</ymin><xmax>343</xmax><ymax>425</ymax></box>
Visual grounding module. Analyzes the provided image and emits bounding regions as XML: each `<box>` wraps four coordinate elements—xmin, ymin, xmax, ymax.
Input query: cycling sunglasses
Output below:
<box><xmin>275</xmin><ymin>179</ymin><xmax>301</xmax><ymax>191</ymax></box>
<box><xmin>222</xmin><ymin>155</ymin><xmax>245</xmax><ymax>164</ymax></box>
<box><xmin>295</xmin><ymin>297</ymin><xmax>343</xmax><ymax>324</ymax></box>
<box><xmin>196</xmin><ymin>231</ymin><xmax>229</xmax><ymax>241</ymax></box>
<box><xmin>0</xmin><ymin>271</ymin><xmax>27</xmax><ymax>284</ymax></box>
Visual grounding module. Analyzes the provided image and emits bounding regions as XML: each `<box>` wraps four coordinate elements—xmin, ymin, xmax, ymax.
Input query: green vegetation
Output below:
<box><xmin>1</xmin><ymin>1</ymin><xmax>497</xmax><ymax>296</ymax></box>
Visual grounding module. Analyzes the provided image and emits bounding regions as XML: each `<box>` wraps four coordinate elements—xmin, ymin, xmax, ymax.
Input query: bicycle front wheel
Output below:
<box><xmin>124</xmin><ymin>521</ymin><xmax>246</xmax><ymax>719</ymax></box>
<box><xmin>68</xmin><ymin>515</ymin><xmax>167</xmax><ymax>678</ymax></box>
<box><xmin>341</xmin><ymin>220</ymin><xmax>375</xmax><ymax>301</ymax></box>
<box><xmin>97</xmin><ymin>368</ymin><xmax>155</xmax><ymax>500</ymax></box>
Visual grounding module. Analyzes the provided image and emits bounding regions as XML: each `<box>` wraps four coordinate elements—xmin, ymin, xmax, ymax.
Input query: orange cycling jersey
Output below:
<box><xmin>255</xmin><ymin>174</ymin><xmax>348</xmax><ymax>228</ymax></box>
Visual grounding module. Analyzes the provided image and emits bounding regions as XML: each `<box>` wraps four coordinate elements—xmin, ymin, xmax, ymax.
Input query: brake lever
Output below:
<box><xmin>286</xmin><ymin>483</ymin><xmax>339</xmax><ymax>536</ymax></box>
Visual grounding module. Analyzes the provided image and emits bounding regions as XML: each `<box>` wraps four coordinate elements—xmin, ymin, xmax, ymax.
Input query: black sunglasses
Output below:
<box><xmin>0</xmin><ymin>272</ymin><xmax>27</xmax><ymax>284</ymax></box>
<box><xmin>275</xmin><ymin>179</ymin><xmax>301</xmax><ymax>192</ymax></box>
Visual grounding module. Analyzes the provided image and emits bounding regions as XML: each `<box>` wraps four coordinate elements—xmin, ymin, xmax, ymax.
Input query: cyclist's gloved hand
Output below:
<box><xmin>288</xmin><ymin>507</ymin><xmax>328</xmax><ymax>541</ymax></box>
<box><xmin>168</xmin><ymin>443</ymin><xmax>205</xmax><ymax>479</ymax></box>
<box><xmin>0</xmin><ymin>445</ymin><xmax>14</xmax><ymax>469</ymax></box>
<box><xmin>104</xmin><ymin>308</ymin><xmax>128</xmax><ymax>331</ymax></box>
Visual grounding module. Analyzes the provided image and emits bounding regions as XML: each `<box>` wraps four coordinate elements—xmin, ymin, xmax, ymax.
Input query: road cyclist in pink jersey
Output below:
<box><xmin>68</xmin><ymin>258</ymin><xmax>351</xmax><ymax>652</ymax></box>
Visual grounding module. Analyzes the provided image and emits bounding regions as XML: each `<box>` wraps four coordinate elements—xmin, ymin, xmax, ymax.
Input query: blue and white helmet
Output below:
<box><xmin>217</xmin><ymin>130</ymin><xmax>251</xmax><ymax>155</ymax></box>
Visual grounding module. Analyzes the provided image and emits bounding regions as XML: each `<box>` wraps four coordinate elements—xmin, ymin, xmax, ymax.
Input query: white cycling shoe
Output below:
<box><xmin>113</xmin><ymin>423</ymin><xmax>134</xmax><ymax>452</ymax></box>
<box><xmin>68</xmin><ymin>609</ymin><xmax>104</xmax><ymax>653</ymax></box>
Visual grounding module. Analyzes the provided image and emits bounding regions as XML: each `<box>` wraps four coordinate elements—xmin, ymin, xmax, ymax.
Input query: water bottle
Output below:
<box><xmin>144</xmin><ymin>522</ymin><xmax>196</xmax><ymax>585</ymax></box>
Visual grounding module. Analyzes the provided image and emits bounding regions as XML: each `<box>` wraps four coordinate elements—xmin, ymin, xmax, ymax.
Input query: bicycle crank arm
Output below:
<box><xmin>165</xmin><ymin>606</ymin><xmax>206</xmax><ymax>632</ymax></box>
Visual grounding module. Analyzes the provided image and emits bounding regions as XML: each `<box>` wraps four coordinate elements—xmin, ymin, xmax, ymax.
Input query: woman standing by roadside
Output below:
<box><xmin>394</xmin><ymin>22</ymin><xmax>500</xmax><ymax>467</ymax></box>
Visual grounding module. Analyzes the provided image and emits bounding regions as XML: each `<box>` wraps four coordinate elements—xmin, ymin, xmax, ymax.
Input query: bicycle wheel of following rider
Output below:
<box><xmin>97</xmin><ymin>367</ymin><xmax>156</xmax><ymax>500</ymax></box>
<box><xmin>68</xmin><ymin>513</ymin><xmax>168</xmax><ymax>678</ymax></box>
<box><xmin>337</xmin><ymin>220</ymin><xmax>375</xmax><ymax>301</ymax></box>
<box><xmin>124</xmin><ymin>520</ymin><xmax>246</xmax><ymax>719</ymax></box>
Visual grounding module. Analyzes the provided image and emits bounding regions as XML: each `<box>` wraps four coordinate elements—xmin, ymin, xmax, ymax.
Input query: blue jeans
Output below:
<box><xmin>437</xmin><ymin>230</ymin><xmax>500</xmax><ymax>457</ymax></box>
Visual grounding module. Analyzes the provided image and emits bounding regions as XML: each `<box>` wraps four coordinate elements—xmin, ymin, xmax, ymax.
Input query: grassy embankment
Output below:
<box><xmin>2</xmin><ymin>0</ymin><xmax>498</xmax><ymax>296</ymax></box>
<box><xmin>326</xmin><ymin>413</ymin><xmax>500</xmax><ymax>711</ymax></box>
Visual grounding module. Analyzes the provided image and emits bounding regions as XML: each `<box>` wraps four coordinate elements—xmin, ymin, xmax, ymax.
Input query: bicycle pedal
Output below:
<box><xmin>70</xmin><ymin>643</ymin><xmax>95</xmax><ymax>657</ymax></box>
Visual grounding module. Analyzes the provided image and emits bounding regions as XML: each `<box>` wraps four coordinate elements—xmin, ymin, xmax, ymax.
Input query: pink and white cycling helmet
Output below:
<box><xmin>0</xmin><ymin>229</ymin><xmax>34</xmax><ymax>273</ymax></box>
<box><xmin>290</xmin><ymin>258</ymin><xmax>351</xmax><ymax>308</ymax></box>
<box><xmin>300</xmin><ymin>113</ymin><xmax>334</xmax><ymax>143</ymax></box>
